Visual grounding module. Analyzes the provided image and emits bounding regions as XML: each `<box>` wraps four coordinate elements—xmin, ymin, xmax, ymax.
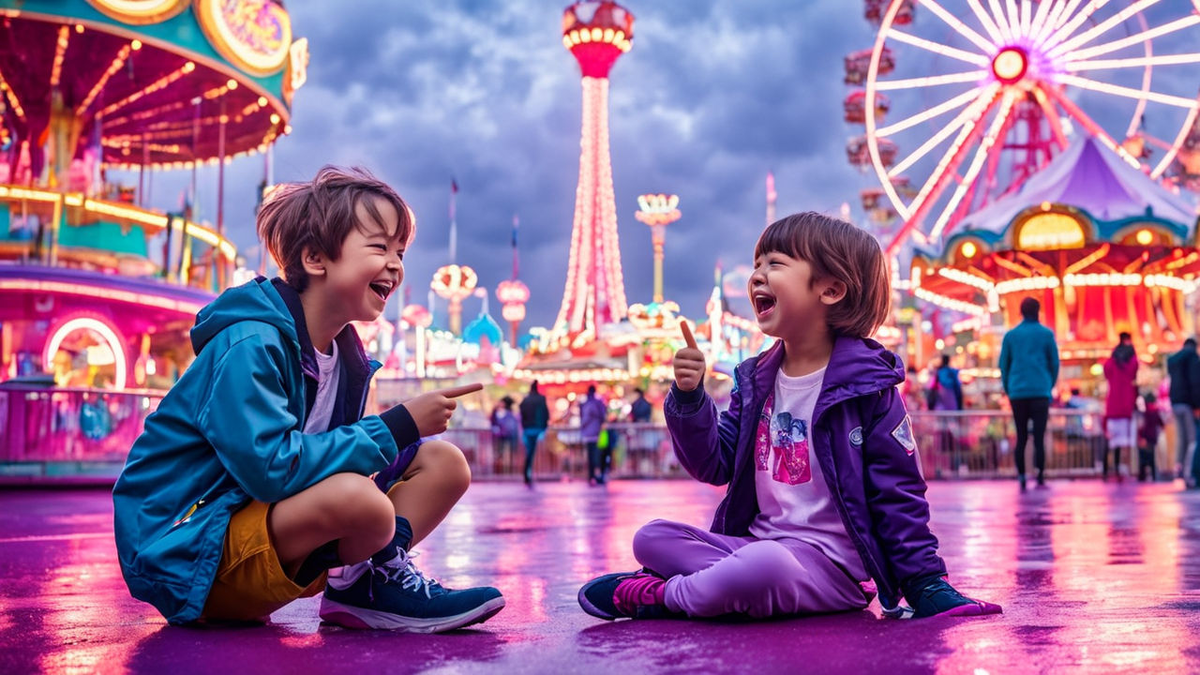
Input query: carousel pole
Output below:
<box><xmin>217</xmin><ymin>98</ymin><xmax>227</xmax><ymax>289</ymax></box>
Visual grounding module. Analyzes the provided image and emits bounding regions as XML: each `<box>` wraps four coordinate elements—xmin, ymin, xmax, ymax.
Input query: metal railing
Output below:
<box><xmin>0</xmin><ymin>385</ymin><xmax>161</xmax><ymax>481</ymax></box>
<box><xmin>0</xmin><ymin>388</ymin><xmax>1171</xmax><ymax>483</ymax></box>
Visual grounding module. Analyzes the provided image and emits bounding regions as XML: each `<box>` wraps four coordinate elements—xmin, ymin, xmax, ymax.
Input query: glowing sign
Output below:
<box><xmin>86</xmin><ymin>0</ymin><xmax>189</xmax><ymax>24</ymax></box>
<box><xmin>196</xmin><ymin>0</ymin><xmax>292</xmax><ymax>77</ymax></box>
<box><xmin>44</xmin><ymin>316</ymin><xmax>129</xmax><ymax>390</ymax></box>
<box><xmin>1017</xmin><ymin>213</ymin><xmax>1086</xmax><ymax>251</ymax></box>
<box><xmin>283</xmin><ymin>37</ymin><xmax>309</xmax><ymax>105</ymax></box>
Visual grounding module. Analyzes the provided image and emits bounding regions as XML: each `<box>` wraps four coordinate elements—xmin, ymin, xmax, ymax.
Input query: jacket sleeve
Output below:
<box><xmin>1047</xmin><ymin>332</ymin><xmax>1060</xmax><ymax>387</ymax></box>
<box><xmin>1188</xmin><ymin>355</ymin><xmax>1200</xmax><ymax>409</ymax></box>
<box><xmin>998</xmin><ymin>333</ymin><xmax>1011</xmax><ymax>394</ymax></box>
<box><xmin>197</xmin><ymin>333</ymin><xmax>400</xmax><ymax>503</ymax></box>
<box><xmin>861</xmin><ymin>387</ymin><xmax>947</xmax><ymax>589</ymax></box>
<box><xmin>663</xmin><ymin>376</ymin><xmax>744</xmax><ymax>486</ymax></box>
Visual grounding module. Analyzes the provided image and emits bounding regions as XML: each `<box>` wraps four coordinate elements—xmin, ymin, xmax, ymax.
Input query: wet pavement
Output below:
<box><xmin>3</xmin><ymin>479</ymin><xmax>1200</xmax><ymax>674</ymax></box>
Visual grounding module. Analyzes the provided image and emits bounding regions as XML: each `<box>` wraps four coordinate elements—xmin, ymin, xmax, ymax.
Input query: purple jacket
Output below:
<box><xmin>580</xmin><ymin>396</ymin><xmax>606</xmax><ymax>443</ymax></box>
<box><xmin>665</xmin><ymin>336</ymin><xmax>946</xmax><ymax>611</ymax></box>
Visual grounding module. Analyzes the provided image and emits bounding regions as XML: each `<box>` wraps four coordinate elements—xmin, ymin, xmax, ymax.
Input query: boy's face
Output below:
<box><xmin>321</xmin><ymin>197</ymin><xmax>405</xmax><ymax>324</ymax></box>
<box><xmin>748</xmin><ymin>250</ymin><xmax>838</xmax><ymax>340</ymax></box>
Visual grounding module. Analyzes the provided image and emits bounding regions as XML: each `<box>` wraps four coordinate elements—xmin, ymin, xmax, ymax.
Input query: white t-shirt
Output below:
<box><xmin>749</xmin><ymin>366</ymin><xmax>868</xmax><ymax>581</ymax></box>
<box><xmin>303</xmin><ymin>340</ymin><xmax>341</xmax><ymax>434</ymax></box>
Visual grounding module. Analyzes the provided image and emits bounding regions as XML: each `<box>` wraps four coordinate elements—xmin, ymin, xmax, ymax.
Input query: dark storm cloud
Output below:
<box><xmin>258</xmin><ymin>0</ymin><xmax>875</xmax><ymax>328</ymax></box>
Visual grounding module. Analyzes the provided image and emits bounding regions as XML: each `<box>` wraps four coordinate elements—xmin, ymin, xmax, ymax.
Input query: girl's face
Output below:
<box><xmin>747</xmin><ymin>250</ymin><xmax>834</xmax><ymax>340</ymax></box>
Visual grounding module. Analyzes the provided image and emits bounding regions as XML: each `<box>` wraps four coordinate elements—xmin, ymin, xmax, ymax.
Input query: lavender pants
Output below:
<box><xmin>633</xmin><ymin>519</ymin><xmax>871</xmax><ymax>618</ymax></box>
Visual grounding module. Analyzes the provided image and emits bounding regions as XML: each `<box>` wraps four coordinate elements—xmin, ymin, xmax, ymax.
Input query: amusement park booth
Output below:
<box><xmin>911</xmin><ymin>134</ymin><xmax>1200</xmax><ymax>393</ymax></box>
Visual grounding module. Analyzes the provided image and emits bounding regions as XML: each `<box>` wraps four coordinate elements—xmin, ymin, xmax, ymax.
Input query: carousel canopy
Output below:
<box><xmin>953</xmin><ymin>134</ymin><xmax>1197</xmax><ymax>240</ymax></box>
<box><xmin>0</xmin><ymin>0</ymin><xmax>306</xmax><ymax>168</ymax></box>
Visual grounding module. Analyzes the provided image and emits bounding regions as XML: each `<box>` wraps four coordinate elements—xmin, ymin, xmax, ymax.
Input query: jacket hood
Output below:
<box><xmin>743</xmin><ymin>336</ymin><xmax>904</xmax><ymax>399</ymax></box>
<box><xmin>190</xmin><ymin>277</ymin><xmax>295</xmax><ymax>355</ymax></box>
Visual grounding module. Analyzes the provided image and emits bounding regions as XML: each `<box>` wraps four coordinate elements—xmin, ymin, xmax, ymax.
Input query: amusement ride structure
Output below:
<box><xmin>0</xmin><ymin>0</ymin><xmax>306</xmax><ymax>390</ymax></box>
<box><xmin>844</xmin><ymin>0</ymin><xmax>1200</xmax><ymax>383</ymax></box>
<box><xmin>846</xmin><ymin>0</ymin><xmax>1200</xmax><ymax>255</ymax></box>
<box><xmin>553</xmin><ymin>0</ymin><xmax>633</xmax><ymax>341</ymax></box>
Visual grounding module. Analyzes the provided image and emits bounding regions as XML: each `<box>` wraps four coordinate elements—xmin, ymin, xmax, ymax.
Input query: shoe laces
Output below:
<box><xmin>612</xmin><ymin>573</ymin><xmax>665</xmax><ymax>616</ymax></box>
<box><xmin>372</xmin><ymin>548</ymin><xmax>441</xmax><ymax>600</ymax></box>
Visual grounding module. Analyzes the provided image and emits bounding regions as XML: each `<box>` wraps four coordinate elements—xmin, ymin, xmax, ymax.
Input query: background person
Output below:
<box><xmin>999</xmin><ymin>297</ymin><xmax>1060</xmax><ymax>490</ymax></box>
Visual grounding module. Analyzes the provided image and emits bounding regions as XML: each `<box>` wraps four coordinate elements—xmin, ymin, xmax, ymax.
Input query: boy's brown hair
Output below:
<box><xmin>257</xmin><ymin>166</ymin><xmax>413</xmax><ymax>292</ymax></box>
<box><xmin>753</xmin><ymin>212</ymin><xmax>891</xmax><ymax>338</ymax></box>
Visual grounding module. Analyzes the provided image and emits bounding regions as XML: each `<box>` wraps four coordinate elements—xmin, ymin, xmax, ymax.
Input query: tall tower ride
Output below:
<box><xmin>555</xmin><ymin>1</ymin><xmax>634</xmax><ymax>337</ymax></box>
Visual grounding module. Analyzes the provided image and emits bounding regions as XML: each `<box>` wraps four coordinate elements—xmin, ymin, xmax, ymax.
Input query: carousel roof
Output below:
<box><xmin>953</xmin><ymin>134</ymin><xmax>1198</xmax><ymax>238</ymax></box>
<box><xmin>0</xmin><ymin>0</ymin><xmax>306</xmax><ymax>167</ymax></box>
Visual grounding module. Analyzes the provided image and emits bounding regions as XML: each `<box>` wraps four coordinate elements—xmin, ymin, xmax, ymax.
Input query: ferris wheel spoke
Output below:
<box><xmin>1028</xmin><ymin>0</ymin><xmax>1055</xmax><ymax>43</ymax></box>
<box><xmin>1044</xmin><ymin>0</ymin><xmax>1112</xmax><ymax>52</ymax></box>
<box><xmin>1151</xmin><ymin>103</ymin><xmax>1200</xmax><ymax>178</ymax></box>
<box><xmin>966</xmin><ymin>0</ymin><xmax>1005</xmax><ymax>44</ymax></box>
<box><xmin>902</xmin><ymin>90</ymin><xmax>1003</xmax><ymax>221</ymax></box>
<box><xmin>874</xmin><ymin>71</ymin><xmax>988</xmax><ymax>91</ymax></box>
<box><xmin>1005</xmin><ymin>0</ymin><xmax>1022</xmax><ymax>37</ymax></box>
<box><xmin>1041</xmin><ymin>0</ymin><xmax>1086</xmax><ymax>43</ymax></box>
<box><xmin>877</xmin><ymin>87</ymin><xmax>982</xmax><ymax>138</ymax></box>
<box><xmin>1068</xmin><ymin>52</ymin><xmax>1200</xmax><ymax>71</ymax></box>
<box><xmin>918</xmin><ymin>0</ymin><xmax>997</xmax><ymax>54</ymax></box>
<box><xmin>987</xmin><ymin>0</ymin><xmax>1015</xmax><ymax>41</ymax></box>
<box><xmin>889</xmin><ymin>83</ymin><xmax>1001</xmax><ymax>178</ymax></box>
<box><xmin>1057</xmin><ymin>74</ymin><xmax>1200</xmax><ymax>109</ymax></box>
<box><xmin>1031</xmin><ymin>0</ymin><xmax>1072</xmax><ymax>45</ymax></box>
<box><xmin>887</xmin><ymin>30</ymin><xmax>991</xmax><ymax>67</ymax></box>
<box><xmin>1048</xmin><ymin>0</ymin><xmax>1163</xmax><ymax>59</ymax></box>
<box><xmin>1031</xmin><ymin>85</ymin><xmax>1070</xmax><ymax>150</ymax></box>
<box><xmin>1043</xmin><ymin>84</ymin><xmax>1144</xmax><ymax>168</ymax></box>
<box><xmin>1065</xmin><ymin>15</ymin><xmax>1200</xmax><ymax>63</ymax></box>
<box><xmin>929</xmin><ymin>93</ymin><xmax>1017</xmax><ymax>241</ymax></box>
<box><xmin>1018</xmin><ymin>0</ymin><xmax>1031</xmax><ymax>37</ymax></box>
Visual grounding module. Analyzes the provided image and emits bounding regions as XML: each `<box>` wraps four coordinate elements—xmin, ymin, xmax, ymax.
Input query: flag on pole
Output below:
<box><xmin>511</xmin><ymin>214</ymin><xmax>519</xmax><ymax>279</ymax></box>
<box><xmin>449</xmin><ymin>177</ymin><xmax>458</xmax><ymax>263</ymax></box>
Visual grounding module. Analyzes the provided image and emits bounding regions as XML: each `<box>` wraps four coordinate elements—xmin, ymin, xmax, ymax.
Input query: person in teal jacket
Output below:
<box><xmin>998</xmin><ymin>296</ymin><xmax>1060</xmax><ymax>490</ymax></box>
<box><xmin>113</xmin><ymin>167</ymin><xmax>504</xmax><ymax>631</ymax></box>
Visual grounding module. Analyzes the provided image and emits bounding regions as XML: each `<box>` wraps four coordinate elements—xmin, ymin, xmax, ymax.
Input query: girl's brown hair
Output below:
<box><xmin>257</xmin><ymin>166</ymin><xmax>413</xmax><ymax>292</ymax></box>
<box><xmin>753</xmin><ymin>212</ymin><xmax>891</xmax><ymax>338</ymax></box>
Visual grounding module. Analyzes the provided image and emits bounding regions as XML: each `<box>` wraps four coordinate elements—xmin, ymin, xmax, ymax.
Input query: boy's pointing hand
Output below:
<box><xmin>403</xmin><ymin>383</ymin><xmax>484</xmax><ymax>437</ymax></box>
<box><xmin>674</xmin><ymin>320</ymin><xmax>706</xmax><ymax>393</ymax></box>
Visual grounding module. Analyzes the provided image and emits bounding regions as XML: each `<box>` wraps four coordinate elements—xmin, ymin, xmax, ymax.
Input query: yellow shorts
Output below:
<box><xmin>201</xmin><ymin>500</ymin><xmax>327</xmax><ymax>622</ymax></box>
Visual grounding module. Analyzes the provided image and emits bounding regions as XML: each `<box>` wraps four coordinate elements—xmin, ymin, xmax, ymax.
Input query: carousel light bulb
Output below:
<box><xmin>1136</xmin><ymin>229</ymin><xmax>1153</xmax><ymax>245</ymax></box>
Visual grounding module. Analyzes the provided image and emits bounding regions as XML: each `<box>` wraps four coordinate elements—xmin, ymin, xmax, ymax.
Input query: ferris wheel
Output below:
<box><xmin>844</xmin><ymin>0</ymin><xmax>1200</xmax><ymax>257</ymax></box>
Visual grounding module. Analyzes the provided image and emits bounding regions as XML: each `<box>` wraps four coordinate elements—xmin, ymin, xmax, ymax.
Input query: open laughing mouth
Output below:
<box><xmin>369</xmin><ymin>280</ymin><xmax>395</xmax><ymax>302</ymax></box>
<box><xmin>752</xmin><ymin>292</ymin><xmax>776</xmax><ymax>319</ymax></box>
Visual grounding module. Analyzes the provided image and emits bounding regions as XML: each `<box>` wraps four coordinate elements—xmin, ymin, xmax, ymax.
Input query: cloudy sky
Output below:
<box><xmin>123</xmin><ymin>1</ymin><xmax>1199</xmax><ymax>330</ymax></box>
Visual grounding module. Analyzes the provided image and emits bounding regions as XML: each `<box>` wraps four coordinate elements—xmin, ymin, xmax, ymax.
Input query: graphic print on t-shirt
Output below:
<box><xmin>755</xmin><ymin>409</ymin><xmax>812</xmax><ymax>485</ymax></box>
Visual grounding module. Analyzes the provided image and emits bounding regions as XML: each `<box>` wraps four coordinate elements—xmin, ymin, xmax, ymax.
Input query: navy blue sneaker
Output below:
<box><xmin>578</xmin><ymin>571</ymin><xmax>674</xmax><ymax>620</ymax></box>
<box><xmin>319</xmin><ymin>549</ymin><xmax>505</xmax><ymax>633</ymax></box>
<box><xmin>907</xmin><ymin>576</ymin><xmax>1001</xmax><ymax>619</ymax></box>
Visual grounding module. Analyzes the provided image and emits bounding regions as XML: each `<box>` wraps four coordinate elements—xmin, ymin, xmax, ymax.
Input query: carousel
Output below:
<box><xmin>0</xmin><ymin>0</ymin><xmax>307</xmax><ymax>390</ymax></box>
<box><xmin>911</xmin><ymin>133</ymin><xmax>1199</xmax><ymax>382</ymax></box>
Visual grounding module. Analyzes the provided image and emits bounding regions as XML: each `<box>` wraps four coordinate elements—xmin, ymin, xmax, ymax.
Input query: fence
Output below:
<box><xmin>0</xmin><ymin>385</ymin><xmax>161</xmax><ymax>482</ymax></box>
<box><xmin>0</xmin><ymin>386</ymin><xmax>1173</xmax><ymax>483</ymax></box>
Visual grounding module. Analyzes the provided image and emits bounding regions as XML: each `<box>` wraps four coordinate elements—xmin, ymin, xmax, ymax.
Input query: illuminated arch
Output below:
<box><xmin>43</xmin><ymin>316</ymin><xmax>129</xmax><ymax>390</ymax></box>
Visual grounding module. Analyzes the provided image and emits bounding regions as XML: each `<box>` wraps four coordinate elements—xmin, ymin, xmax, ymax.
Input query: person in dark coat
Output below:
<box><xmin>518</xmin><ymin>381</ymin><xmax>550</xmax><ymax>486</ymax></box>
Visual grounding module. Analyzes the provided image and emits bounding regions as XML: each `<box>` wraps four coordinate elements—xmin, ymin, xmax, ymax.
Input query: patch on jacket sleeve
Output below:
<box><xmin>849</xmin><ymin>426</ymin><xmax>863</xmax><ymax>447</ymax></box>
<box><xmin>891</xmin><ymin>416</ymin><xmax>916</xmax><ymax>455</ymax></box>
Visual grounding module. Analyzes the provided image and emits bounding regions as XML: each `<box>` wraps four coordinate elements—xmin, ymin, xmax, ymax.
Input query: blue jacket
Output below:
<box><xmin>113</xmin><ymin>277</ymin><xmax>418</xmax><ymax>624</ymax></box>
<box><xmin>998</xmin><ymin>318</ymin><xmax>1060</xmax><ymax>400</ymax></box>
<box><xmin>665</xmin><ymin>337</ymin><xmax>946</xmax><ymax>612</ymax></box>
